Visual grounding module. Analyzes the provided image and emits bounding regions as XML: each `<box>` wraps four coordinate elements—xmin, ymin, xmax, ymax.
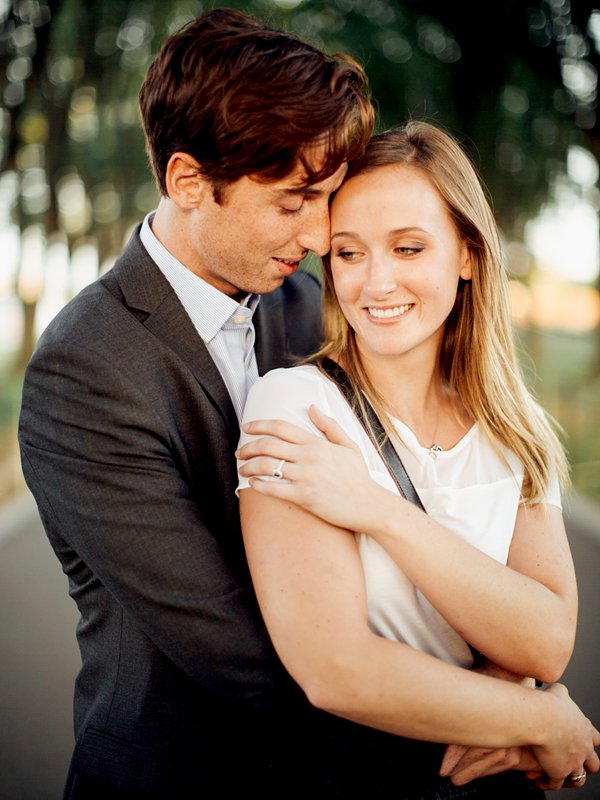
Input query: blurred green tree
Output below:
<box><xmin>1</xmin><ymin>0</ymin><xmax>599</xmax><ymax>366</ymax></box>
<box><xmin>1</xmin><ymin>0</ymin><xmax>600</xmax><ymax>502</ymax></box>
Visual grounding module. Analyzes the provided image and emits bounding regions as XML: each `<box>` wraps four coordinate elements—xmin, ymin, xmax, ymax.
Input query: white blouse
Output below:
<box><xmin>237</xmin><ymin>364</ymin><xmax>561</xmax><ymax>668</ymax></box>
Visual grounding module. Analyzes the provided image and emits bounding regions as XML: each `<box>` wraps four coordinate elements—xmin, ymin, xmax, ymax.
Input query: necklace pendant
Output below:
<box><xmin>428</xmin><ymin>444</ymin><xmax>444</xmax><ymax>460</ymax></box>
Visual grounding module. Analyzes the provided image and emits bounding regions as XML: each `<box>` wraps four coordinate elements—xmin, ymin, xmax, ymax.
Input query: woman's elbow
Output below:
<box><xmin>533</xmin><ymin>649</ymin><xmax>573</xmax><ymax>685</ymax></box>
<box><xmin>529</xmin><ymin>629</ymin><xmax>575</xmax><ymax>684</ymax></box>
<box><xmin>293</xmin><ymin>651</ymin><xmax>367</xmax><ymax>718</ymax></box>
<box><xmin>304</xmin><ymin>682</ymin><xmax>358</xmax><ymax>718</ymax></box>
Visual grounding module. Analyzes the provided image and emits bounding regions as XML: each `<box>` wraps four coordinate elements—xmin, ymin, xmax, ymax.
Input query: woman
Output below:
<box><xmin>236</xmin><ymin>121</ymin><xmax>599</xmax><ymax>797</ymax></box>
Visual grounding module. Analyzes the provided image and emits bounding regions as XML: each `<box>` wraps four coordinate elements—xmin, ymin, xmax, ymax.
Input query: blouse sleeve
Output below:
<box><xmin>540</xmin><ymin>471</ymin><xmax>562</xmax><ymax>510</ymax></box>
<box><xmin>520</xmin><ymin>470</ymin><xmax>562</xmax><ymax>510</ymax></box>
<box><xmin>237</xmin><ymin>366</ymin><xmax>335</xmax><ymax>494</ymax></box>
<box><xmin>520</xmin><ymin>402</ymin><xmax>563</xmax><ymax>510</ymax></box>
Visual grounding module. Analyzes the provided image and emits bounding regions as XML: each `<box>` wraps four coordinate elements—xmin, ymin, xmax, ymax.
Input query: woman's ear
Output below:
<box><xmin>164</xmin><ymin>152</ymin><xmax>209</xmax><ymax>208</ymax></box>
<box><xmin>459</xmin><ymin>247</ymin><xmax>472</xmax><ymax>281</ymax></box>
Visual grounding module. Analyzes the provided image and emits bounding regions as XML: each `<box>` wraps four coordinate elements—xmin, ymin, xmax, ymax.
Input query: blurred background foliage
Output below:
<box><xmin>1</xmin><ymin>0</ymin><xmax>600</xmax><ymax>504</ymax></box>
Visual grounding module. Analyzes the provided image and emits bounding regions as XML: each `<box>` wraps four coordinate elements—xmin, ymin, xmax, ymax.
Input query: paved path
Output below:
<box><xmin>0</xmin><ymin>491</ymin><xmax>598</xmax><ymax>799</ymax></box>
<box><xmin>0</xmin><ymin>493</ymin><xmax>79</xmax><ymax>800</ymax></box>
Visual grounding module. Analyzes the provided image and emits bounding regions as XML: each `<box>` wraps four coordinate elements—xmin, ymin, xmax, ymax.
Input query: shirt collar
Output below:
<box><xmin>140</xmin><ymin>212</ymin><xmax>259</xmax><ymax>343</ymax></box>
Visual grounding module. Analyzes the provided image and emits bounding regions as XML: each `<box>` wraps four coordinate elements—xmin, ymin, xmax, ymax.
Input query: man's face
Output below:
<box><xmin>182</xmin><ymin>158</ymin><xmax>347</xmax><ymax>296</ymax></box>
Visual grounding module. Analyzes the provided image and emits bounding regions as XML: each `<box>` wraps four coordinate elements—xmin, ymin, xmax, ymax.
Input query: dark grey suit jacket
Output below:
<box><xmin>19</xmin><ymin>229</ymin><xmax>441</xmax><ymax>798</ymax></box>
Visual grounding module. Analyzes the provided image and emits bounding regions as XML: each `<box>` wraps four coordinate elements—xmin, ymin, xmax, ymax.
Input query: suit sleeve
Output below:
<box><xmin>19</xmin><ymin>338</ymin><xmax>286</xmax><ymax>701</ymax></box>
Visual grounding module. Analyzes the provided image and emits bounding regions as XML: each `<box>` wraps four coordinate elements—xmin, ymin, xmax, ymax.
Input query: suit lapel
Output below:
<box><xmin>109</xmin><ymin>229</ymin><xmax>239</xmax><ymax>433</ymax></box>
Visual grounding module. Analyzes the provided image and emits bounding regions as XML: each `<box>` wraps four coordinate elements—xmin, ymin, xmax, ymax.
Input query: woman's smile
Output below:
<box><xmin>366</xmin><ymin>303</ymin><xmax>414</xmax><ymax>321</ymax></box>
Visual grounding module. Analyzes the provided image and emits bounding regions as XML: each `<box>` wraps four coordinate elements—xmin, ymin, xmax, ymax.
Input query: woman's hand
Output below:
<box><xmin>237</xmin><ymin>405</ymin><xmax>391</xmax><ymax>532</ymax></box>
<box><xmin>530</xmin><ymin>683</ymin><xmax>600</xmax><ymax>790</ymax></box>
<box><xmin>441</xmin><ymin>677</ymin><xmax>599</xmax><ymax>791</ymax></box>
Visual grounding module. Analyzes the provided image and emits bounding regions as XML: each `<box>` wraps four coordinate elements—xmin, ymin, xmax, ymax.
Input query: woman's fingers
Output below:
<box><xmin>308</xmin><ymin>405</ymin><xmax>360</xmax><ymax>450</ymax></box>
<box><xmin>241</xmin><ymin>418</ymin><xmax>314</xmax><ymax>444</ymax></box>
<box><xmin>237</xmin><ymin>435</ymin><xmax>299</xmax><ymax>465</ymax></box>
<box><xmin>239</xmin><ymin>456</ymin><xmax>298</xmax><ymax>482</ymax></box>
<box><xmin>585</xmin><ymin>747</ymin><xmax>600</xmax><ymax>773</ymax></box>
<box><xmin>240</xmin><ymin>408</ymin><xmax>362</xmax><ymax>457</ymax></box>
<box><xmin>561</xmin><ymin>769</ymin><xmax>587</xmax><ymax>788</ymax></box>
<box><xmin>246</xmin><ymin>476</ymin><xmax>295</xmax><ymax>497</ymax></box>
<box><xmin>237</xmin><ymin>412</ymin><xmax>361</xmax><ymax>478</ymax></box>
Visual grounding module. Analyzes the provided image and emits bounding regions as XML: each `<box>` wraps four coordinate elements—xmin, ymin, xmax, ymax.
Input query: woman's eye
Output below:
<box><xmin>335</xmin><ymin>249</ymin><xmax>361</xmax><ymax>261</ymax></box>
<box><xmin>395</xmin><ymin>245</ymin><xmax>423</xmax><ymax>255</ymax></box>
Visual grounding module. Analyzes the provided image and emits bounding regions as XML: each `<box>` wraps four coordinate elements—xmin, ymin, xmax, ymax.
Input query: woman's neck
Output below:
<box><xmin>361</xmin><ymin>346</ymin><xmax>441</xmax><ymax>416</ymax></box>
<box><xmin>358</xmin><ymin>348</ymin><xmax>470</xmax><ymax>452</ymax></box>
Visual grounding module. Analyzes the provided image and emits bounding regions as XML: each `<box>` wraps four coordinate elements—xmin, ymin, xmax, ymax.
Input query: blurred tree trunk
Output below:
<box><xmin>2</xmin><ymin>0</ymin><xmax>61</xmax><ymax>368</ymax></box>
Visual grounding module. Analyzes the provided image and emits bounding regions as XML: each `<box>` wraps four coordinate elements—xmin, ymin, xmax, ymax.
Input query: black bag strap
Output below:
<box><xmin>320</xmin><ymin>360</ymin><xmax>487</xmax><ymax>664</ymax></box>
<box><xmin>320</xmin><ymin>358</ymin><xmax>425</xmax><ymax>511</ymax></box>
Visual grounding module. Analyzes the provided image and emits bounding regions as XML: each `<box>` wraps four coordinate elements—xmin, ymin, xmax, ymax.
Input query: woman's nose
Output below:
<box><xmin>364</xmin><ymin>259</ymin><xmax>398</xmax><ymax>296</ymax></box>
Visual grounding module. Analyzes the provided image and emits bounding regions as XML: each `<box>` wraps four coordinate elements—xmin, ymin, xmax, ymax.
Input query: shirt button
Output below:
<box><xmin>232</xmin><ymin>314</ymin><xmax>246</xmax><ymax>324</ymax></box>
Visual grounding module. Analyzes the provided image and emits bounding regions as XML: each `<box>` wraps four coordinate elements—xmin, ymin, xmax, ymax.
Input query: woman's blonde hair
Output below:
<box><xmin>314</xmin><ymin>120</ymin><xmax>568</xmax><ymax>501</ymax></box>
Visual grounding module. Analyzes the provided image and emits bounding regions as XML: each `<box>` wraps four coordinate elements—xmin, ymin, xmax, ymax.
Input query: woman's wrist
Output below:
<box><xmin>525</xmin><ymin>685</ymin><xmax>571</xmax><ymax>750</ymax></box>
<box><xmin>360</xmin><ymin>486</ymin><xmax>412</xmax><ymax>542</ymax></box>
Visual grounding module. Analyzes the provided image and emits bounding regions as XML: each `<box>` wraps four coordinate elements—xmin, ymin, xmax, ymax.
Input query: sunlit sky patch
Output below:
<box><xmin>525</xmin><ymin>145</ymin><xmax>600</xmax><ymax>284</ymax></box>
<box><xmin>525</xmin><ymin>192</ymin><xmax>599</xmax><ymax>284</ymax></box>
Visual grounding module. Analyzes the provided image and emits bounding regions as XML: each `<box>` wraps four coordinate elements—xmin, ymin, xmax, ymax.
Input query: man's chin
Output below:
<box><xmin>251</xmin><ymin>273</ymin><xmax>289</xmax><ymax>296</ymax></box>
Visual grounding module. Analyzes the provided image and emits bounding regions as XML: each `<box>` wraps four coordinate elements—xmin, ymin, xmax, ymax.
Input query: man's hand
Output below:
<box><xmin>441</xmin><ymin>744</ymin><xmax>540</xmax><ymax>786</ymax></box>
<box><xmin>440</xmin><ymin>662</ymin><xmax>541</xmax><ymax>785</ymax></box>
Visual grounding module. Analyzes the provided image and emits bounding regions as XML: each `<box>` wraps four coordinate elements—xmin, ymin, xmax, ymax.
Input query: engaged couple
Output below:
<box><xmin>19</xmin><ymin>8</ymin><xmax>599</xmax><ymax>799</ymax></box>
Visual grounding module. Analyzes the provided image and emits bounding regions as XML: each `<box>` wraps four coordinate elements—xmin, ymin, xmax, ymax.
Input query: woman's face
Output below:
<box><xmin>329</xmin><ymin>163</ymin><xmax>471</xmax><ymax>365</ymax></box>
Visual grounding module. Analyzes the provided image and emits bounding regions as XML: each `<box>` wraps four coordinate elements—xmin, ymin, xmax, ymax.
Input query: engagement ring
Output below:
<box><xmin>272</xmin><ymin>459</ymin><xmax>286</xmax><ymax>480</ymax></box>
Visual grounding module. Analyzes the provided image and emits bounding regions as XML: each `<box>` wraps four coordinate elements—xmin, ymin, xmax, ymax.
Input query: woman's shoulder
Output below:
<box><xmin>257</xmin><ymin>363</ymin><xmax>321</xmax><ymax>383</ymax></box>
<box><xmin>249</xmin><ymin>363</ymin><xmax>335</xmax><ymax>398</ymax></box>
<box><xmin>243</xmin><ymin>363</ymin><xmax>343</xmax><ymax>423</ymax></box>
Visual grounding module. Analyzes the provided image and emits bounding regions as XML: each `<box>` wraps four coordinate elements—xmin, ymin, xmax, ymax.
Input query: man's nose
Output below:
<box><xmin>297</xmin><ymin>203</ymin><xmax>331</xmax><ymax>257</ymax></box>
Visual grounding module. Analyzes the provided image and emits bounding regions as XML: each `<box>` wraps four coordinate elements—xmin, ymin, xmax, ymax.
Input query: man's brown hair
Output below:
<box><xmin>139</xmin><ymin>7</ymin><xmax>374</xmax><ymax>199</ymax></box>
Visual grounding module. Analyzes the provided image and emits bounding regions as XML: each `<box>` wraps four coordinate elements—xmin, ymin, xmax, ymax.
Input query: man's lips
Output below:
<box><xmin>273</xmin><ymin>256</ymin><xmax>304</xmax><ymax>275</ymax></box>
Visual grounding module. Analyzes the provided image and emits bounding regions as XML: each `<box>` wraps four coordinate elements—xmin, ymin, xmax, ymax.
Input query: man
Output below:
<box><xmin>18</xmin><ymin>8</ymin><xmax>599</xmax><ymax>799</ymax></box>
<box><xmin>19</xmin><ymin>8</ymin><xmax>377</xmax><ymax>798</ymax></box>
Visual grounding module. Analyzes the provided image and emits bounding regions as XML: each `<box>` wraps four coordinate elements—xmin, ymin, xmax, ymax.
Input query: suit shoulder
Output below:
<box><xmin>286</xmin><ymin>269</ymin><xmax>321</xmax><ymax>300</ymax></box>
<box><xmin>36</xmin><ymin>279</ymin><xmax>110</xmax><ymax>341</ymax></box>
<box><xmin>261</xmin><ymin>270</ymin><xmax>320</xmax><ymax>310</ymax></box>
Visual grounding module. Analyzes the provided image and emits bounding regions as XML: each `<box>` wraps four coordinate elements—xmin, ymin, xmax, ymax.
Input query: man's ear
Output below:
<box><xmin>164</xmin><ymin>152</ymin><xmax>209</xmax><ymax>208</ymax></box>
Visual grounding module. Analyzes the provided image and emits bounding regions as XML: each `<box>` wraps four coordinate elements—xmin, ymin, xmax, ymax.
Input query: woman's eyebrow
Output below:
<box><xmin>331</xmin><ymin>226</ymin><xmax>429</xmax><ymax>240</ymax></box>
<box><xmin>331</xmin><ymin>230</ymin><xmax>360</xmax><ymax>240</ymax></box>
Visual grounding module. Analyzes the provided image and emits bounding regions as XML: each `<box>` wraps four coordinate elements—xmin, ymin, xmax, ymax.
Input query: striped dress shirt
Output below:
<box><xmin>140</xmin><ymin>213</ymin><xmax>259</xmax><ymax>422</ymax></box>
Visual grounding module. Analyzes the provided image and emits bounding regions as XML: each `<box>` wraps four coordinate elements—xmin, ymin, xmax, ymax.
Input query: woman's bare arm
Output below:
<box><xmin>239</xmin><ymin>486</ymin><xmax>599</xmax><ymax>790</ymax></box>
<box><xmin>238</xmin><ymin>410</ymin><xmax>577</xmax><ymax>683</ymax></box>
